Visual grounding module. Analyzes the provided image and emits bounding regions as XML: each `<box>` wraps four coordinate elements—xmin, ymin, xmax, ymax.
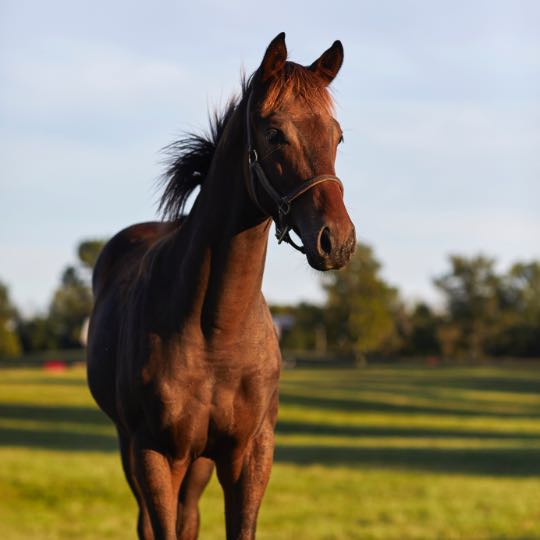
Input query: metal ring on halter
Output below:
<box><xmin>278</xmin><ymin>200</ymin><xmax>291</xmax><ymax>216</ymax></box>
<box><xmin>248</xmin><ymin>149</ymin><xmax>258</xmax><ymax>165</ymax></box>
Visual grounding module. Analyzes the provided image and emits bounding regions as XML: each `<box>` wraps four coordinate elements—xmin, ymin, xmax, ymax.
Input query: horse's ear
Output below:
<box><xmin>259</xmin><ymin>32</ymin><xmax>287</xmax><ymax>82</ymax></box>
<box><xmin>309</xmin><ymin>40</ymin><xmax>344</xmax><ymax>85</ymax></box>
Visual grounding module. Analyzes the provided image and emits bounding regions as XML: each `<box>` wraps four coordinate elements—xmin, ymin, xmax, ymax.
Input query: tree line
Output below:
<box><xmin>273</xmin><ymin>246</ymin><xmax>540</xmax><ymax>360</ymax></box>
<box><xmin>0</xmin><ymin>240</ymin><xmax>104</xmax><ymax>357</ymax></box>
<box><xmin>0</xmin><ymin>239</ymin><xmax>539</xmax><ymax>360</ymax></box>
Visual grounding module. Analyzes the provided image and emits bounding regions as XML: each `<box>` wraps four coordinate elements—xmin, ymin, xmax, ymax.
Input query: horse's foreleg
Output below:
<box><xmin>216</xmin><ymin>424</ymin><xmax>275</xmax><ymax>540</ymax></box>
<box><xmin>133</xmin><ymin>432</ymin><xmax>188</xmax><ymax>540</ymax></box>
<box><xmin>176</xmin><ymin>457</ymin><xmax>214</xmax><ymax>540</ymax></box>
<box><xmin>117</xmin><ymin>429</ymin><xmax>154</xmax><ymax>539</ymax></box>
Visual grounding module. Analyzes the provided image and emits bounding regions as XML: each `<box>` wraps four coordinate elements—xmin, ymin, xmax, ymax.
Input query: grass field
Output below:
<box><xmin>0</xmin><ymin>364</ymin><xmax>539</xmax><ymax>539</ymax></box>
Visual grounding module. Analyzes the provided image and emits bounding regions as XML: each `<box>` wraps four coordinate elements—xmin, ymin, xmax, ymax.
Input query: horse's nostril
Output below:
<box><xmin>319</xmin><ymin>227</ymin><xmax>332</xmax><ymax>257</ymax></box>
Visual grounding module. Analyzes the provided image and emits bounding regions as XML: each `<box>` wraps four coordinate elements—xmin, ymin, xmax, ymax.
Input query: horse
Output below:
<box><xmin>87</xmin><ymin>32</ymin><xmax>355</xmax><ymax>540</ymax></box>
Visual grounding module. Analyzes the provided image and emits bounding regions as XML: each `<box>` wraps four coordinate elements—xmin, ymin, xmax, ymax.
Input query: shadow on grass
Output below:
<box><xmin>1</xmin><ymin>422</ymin><xmax>537</xmax><ymax>477</ymax></box>
<box><xmin>276</xmin><ymin>420</ymin><xmax>540</xmax><ymax>440</ymax></box>
<box><xmin>1</xmin><ymin>408</ymin><xmax>539</xmax><ymax>478</ymax></box>
<box><xmin>0</xmin><ymin>401</ymin><xmax>118</xmax><ymax>452</ymax></box>
<box><xmin>274</xmin><ymin>444</ymin><xmax>540</xmax><ymax>477</ymax></box>
<box><xmin>281</xmin><ymin>367</ymin><xmax>540</xmax><ymax>397</ymax></box>
<box><xmin>432</xmin><ymin>376</ymin><xmax>540</xmax><ymax>395</ymax></box>
<box><xmin>0</xmin><ymin>425</ymin><xmax>118</xmax><ymax>452</ymax></box>
<box><xmin>0</xmin><ymin>403</ymin><xmax>110</xmax><ymax>426</ymax></box>
<box><xmin>279</xmin><ymin>392</ymin><xmax>540</xmax><ymax>419</ymax></box>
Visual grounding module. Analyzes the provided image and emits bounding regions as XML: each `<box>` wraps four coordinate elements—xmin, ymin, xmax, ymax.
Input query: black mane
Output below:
<box><xmin>158</xmin><ymin>96</ymin><xmax>240</xmax><ymax>221</ymax></box>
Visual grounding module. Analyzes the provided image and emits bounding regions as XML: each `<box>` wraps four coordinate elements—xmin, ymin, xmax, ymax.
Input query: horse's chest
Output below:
<box><xmin>149</xmin><ymin>364</ymin><xmax>278</xmax><ymax>452</ymax></box>
<box><xmin>209</xmin><ymin>374</ymin><xmax>275</xmax><ymax>435</ymax></box>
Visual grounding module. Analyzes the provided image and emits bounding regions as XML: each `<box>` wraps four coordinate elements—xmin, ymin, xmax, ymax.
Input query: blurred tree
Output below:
<box><xmin>77</xmin><ymin>239</ymin><xmax>107</xmax><ymax>285</ymax></box>
<box><xmin>436</xmin><ymin>322</ymin><xmax>461</xmax><ymax>358</ymax></box>
<box><xmin>78</xmin><ymin>239</ymin><xmax>106</xmax><ymax>271</ymax></box>
<box><xmin>321</xmin><ymin>243</ymin><xmax>398</xmax><ymax>357</ymax></box>
<box><xmin>0</xmin><ymin>281</ymin><xmax>22</xmax><ymax>357</ymax></box>
<box><xmin>271</xmin><ymin>303</ymin><xmax>326</xmax><ymax>351</ymax></box>
<box><xmin>48</xmin><ymin>266</ymin><xmax>93</xmax><ymax>348</ymax></box>
<box><xmin>17</xmin><ymin>316</ymin><xmax>58</xmax><ymax>352</ymax></box>
<box><xmin>489</xmin><ymin>261</ymin><xmax>540</xmax><ymax>357</ymax></box>
<box><xmin>400</xmin><ymin>302</ymin><xmax>441</xmax><ymax>356</ymax></box>
<box><xmin>46</xmin><ymin>238</ymin><xmax>106</xmax><ymax>348</ymax></box>
<box><xmin>434</xmin><ymin>255</ymin><xmax>501</xmax><ymax>360</ymax></box>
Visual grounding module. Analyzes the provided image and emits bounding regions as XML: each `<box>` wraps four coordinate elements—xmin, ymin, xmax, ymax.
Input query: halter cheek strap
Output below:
<box><xmin>245</xmin><ymin>91</ymin><xmax>344</xmax><ymax>254</ymax></box>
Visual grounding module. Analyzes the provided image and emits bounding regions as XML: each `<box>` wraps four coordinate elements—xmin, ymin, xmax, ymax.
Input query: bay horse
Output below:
<box><xmin>87</xmin><ymin>32</ymin><xmax>355</xmax><ymax>540</ymax></box>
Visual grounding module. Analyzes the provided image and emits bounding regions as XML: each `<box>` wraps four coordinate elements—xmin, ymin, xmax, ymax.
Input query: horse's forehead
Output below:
<box><xmin>268</xmin><ymin>109</ymin><xmax>338</xmax><ymax>131</ymax></box>
<box><xmin>279</xmin><ymin>97</ymin><xmax>332</xmax><ymax>118</ymax></box>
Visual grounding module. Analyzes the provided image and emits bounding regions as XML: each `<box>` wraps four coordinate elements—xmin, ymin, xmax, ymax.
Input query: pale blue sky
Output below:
<box><xmin>1</xmin><ymin>0</ymin><xmax>539</xmax><ymax>314</ymax></box>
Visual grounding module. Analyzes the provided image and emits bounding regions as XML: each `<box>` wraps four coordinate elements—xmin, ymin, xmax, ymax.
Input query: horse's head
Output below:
<box><xmin>247</xmin><ymin>32</ymin><xmax>355</xmax><ymax>271</ymax></box>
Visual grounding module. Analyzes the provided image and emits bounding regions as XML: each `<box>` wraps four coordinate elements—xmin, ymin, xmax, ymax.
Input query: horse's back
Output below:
<box><xmin>92</xmin><ymin>221</ymin><xmax>177</xmax><ymax>297</ymax></box>
<box><xmin>87</xmin><ymin>220</ymin><xmax>178</xmax><ymax>421</ymax></box>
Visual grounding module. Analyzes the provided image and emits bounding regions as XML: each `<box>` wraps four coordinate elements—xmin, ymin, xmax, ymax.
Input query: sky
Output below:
<box><xmin>1</xmin><ymin>0</ymin><xmax>539</xmax><ymax>315</ymax></box>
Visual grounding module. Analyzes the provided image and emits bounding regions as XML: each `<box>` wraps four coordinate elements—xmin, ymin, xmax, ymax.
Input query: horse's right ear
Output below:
<box><xmin>259</xmin><ymin>32</ymin><xmax>287</xmax><ymax>82</ymax></box>
<box><xmin>309</xmin><ymin>40</ymin><xmax>344</xmax><ymax>85</ymax></box>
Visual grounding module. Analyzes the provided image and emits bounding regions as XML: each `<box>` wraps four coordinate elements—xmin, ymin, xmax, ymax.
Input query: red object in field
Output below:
<box><xmin>43</xmin><ymin>360</ymin><xmax>67</xmax><ymax>372</ymax></box>
<box><xmin>426</xmin><ymin>356</ymin><xmax>439</xmax><ymax>367</ymax></box>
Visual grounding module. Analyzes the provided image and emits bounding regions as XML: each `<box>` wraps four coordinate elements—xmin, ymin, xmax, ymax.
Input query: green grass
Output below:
<box><xmin>0</xmin><ymin>364</ymin><xmax>539</xmax><ymax>539</ymax></box>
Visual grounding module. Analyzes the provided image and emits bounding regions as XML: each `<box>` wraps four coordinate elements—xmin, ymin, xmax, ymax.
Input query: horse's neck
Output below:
<box><xmin>198</xmin><ymin>213</ymin><xmax>271</xmax><ymax>339</ymax></box>
<box><xmin>162</xmin><ymin>115</ymin><xmax>272</xmax><ymax>341</ymax></box>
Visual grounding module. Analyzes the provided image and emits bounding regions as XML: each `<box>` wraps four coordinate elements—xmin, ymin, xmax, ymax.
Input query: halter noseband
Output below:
<box><xmin>245</xmin><ymin>91</ymin><xmax>343</xmax><ymax>254</ymax></box>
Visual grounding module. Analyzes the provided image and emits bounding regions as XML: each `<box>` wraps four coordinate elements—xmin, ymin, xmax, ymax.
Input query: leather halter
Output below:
<box><xmin>245</xmin><ymin>91</ymin><xmax>344</xmax><ymax>253</ymax></box>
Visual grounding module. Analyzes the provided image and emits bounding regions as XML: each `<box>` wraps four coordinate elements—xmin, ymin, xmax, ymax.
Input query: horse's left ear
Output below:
<box><xmin>309</xmin><ymin>40</ymin><xmax>344</xmax><ymax>85</ymax></box>
<box><xmin>259</xmin><ymin>32</ymin><xmax>288</xmax><ymax>82</ymax></box>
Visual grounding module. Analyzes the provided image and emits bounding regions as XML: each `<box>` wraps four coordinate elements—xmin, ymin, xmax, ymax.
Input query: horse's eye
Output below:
<box><xmin>265</xmin><ymin>128</ymin><xmax>285</xmax><ymax>145</ymax></box>
<box><xmin>338</xmin><ymin>134</ymin><xmax>344</xmax><ymax>145</ymax></box>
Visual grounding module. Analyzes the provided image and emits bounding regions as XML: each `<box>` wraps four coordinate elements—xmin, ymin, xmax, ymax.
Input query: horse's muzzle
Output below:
<box><xmin>305</xmin><ymin>222</ymin><xmax>356</xmax><ymax>271</ymax></box>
